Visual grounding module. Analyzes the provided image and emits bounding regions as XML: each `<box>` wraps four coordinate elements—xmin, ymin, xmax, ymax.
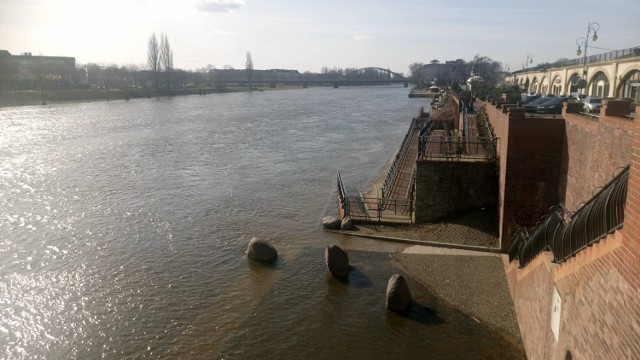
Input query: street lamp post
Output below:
<box><xmin>575</xmin><ymin>22</ymin><xmax>600</xmax><ymax>95</ymax></box>
<box><xmin>523</xmin><ymin>53</ymin><xmax>533</xmax><ymax>70</ymax></box>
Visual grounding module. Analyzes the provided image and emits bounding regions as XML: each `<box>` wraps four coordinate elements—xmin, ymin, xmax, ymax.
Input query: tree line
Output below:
<box><xmin>408</xmin><ymin>56</ymin><xmax>504</xmax><ymax>90</ymax></box>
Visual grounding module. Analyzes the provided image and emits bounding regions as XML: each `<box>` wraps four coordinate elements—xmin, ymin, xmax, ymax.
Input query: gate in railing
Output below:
<box><xmin>337</xmin><ymin>172</ymin><xmax>412</xmax><ymax>223</ymax></box>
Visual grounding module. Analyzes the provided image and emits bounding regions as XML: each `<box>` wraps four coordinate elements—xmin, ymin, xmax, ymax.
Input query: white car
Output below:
<box><xmin>583</xmin><ymin>96</ymin><xmax>603</xmax><ymax>113</ymax></box>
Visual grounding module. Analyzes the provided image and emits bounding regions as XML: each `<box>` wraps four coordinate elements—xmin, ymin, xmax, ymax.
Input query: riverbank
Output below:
<box><xmin>0</xmin><ymin>84</ymin><xmax>304</xmax><ymax>108</ymax></box>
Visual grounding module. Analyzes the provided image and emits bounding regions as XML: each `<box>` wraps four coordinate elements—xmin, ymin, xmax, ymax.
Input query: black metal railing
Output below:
<box><xmin>336</xmin><ymin>171</ymin><xmax>349</xmax><ymax>219</ymax></box>
<box><xmin>509</xmin><ymin>166</ymin><xmax>630</xmax><ymax>268</ymax></box>
<box><xmin>461</xmin><ymin>100</ymin><xmax>469</xmax><ymax>138</ymax></box>
<box><xmin>551</xmin><ymin>167</ymin><xmax>629</xmax><ymax>263</ymax></box>
<box><xmin>417</xmin><ymin>120</ymin><xmax>434</xmax><ymax>159</ymax></box>
<box><xmin>421</xmin><ymin>136</ymin><xmax>498</xmax><ymax>160</ymax></box>
<box><xmin>342</xmin><ymin>196</ymin><xmax>412</xmax><ymax>222</ymax></box>
<box><xmin>512</xmin><ymin>47</ymin><xmax>640</xmax><ymax>74</ymax></box>
<box><xmin>380</xmin><ymin>117</ymin><xmax>417</xmax><ymax>199</ymax></box>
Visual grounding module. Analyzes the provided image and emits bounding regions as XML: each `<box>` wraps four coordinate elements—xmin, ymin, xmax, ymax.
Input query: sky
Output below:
<box><xmin>1</xmin><ymin>0</ymin><xmax>639</xmax><ymax>74</ymax></box>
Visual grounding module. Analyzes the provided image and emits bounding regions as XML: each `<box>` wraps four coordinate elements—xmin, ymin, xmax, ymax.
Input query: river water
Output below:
<box><xmin>0</xmin><ymin>86</ymin><xmax>520</xmax><ymax>359</ymax></box>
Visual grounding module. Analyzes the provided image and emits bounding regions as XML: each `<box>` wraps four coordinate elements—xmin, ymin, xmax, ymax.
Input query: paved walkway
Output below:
<box><xmin>337</xmin><ymin>208</ymin><xmax>500</xmax><ymax>250</ymax></box>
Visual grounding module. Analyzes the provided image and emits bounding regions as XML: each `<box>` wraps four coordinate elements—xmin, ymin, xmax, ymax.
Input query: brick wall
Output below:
<box><xmin>504</xmin><ymin>102</ymin><xmax>640</xmax><ymax>360</ymax></box>
<box><xmin>561</xmin><ymin>103</ymin><xmax>635</xmax><ymax>210</ymax></box>
<box><xmin>486</xmin><ymin>103</ymin><xmax>565</xmax><ymax>250</ymax></box>
<box><xmin>414</xmin><ymin>159</ymin><xmax>497</xmax><ymax>223</ymax></box>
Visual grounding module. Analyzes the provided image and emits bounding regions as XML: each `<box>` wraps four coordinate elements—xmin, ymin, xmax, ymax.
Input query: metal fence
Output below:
<box><xmin>380</xmin><ymin>117</ymin><xmax>417</xmax><ymax>199</ymax></box>
<box><xmin>554</xmin><ymin>46</ymin><xmax>640</xmax><ymax>67</ymax></box>
<box><xmin>336</xmin><ymin>171</ymin><xmax>413</xmax><ymax>223</ymax></box>
<box><xmin>421</xmin><ymin>136</ymin><xmax>498</xmax><ymax>160</ymax></box>
<box><xmin>509</xmin><ymin>166</ymin><xmax>629</xmax><ymax>268</ymax></box>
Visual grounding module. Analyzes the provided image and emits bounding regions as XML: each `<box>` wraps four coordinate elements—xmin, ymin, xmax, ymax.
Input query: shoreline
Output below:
<box><xmin>0</xmin><ymin>84</ymin><xmax>306</xmax><ymax>109</ymax></box>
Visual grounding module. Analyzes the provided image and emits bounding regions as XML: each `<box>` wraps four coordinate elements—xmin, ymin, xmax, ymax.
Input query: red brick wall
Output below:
<box><xmin>486</xmin><ymin>103</ymin><xmax>565</xmax><ymax>250</ymax></box>
<box><xmin>561</xmin><ymin>103</ymin><xmax>635</xmax><ymax>210</ymax></box>
<box><xmin>504</xmin><ymin>104</ymin><xmax>640</xmax><ymax>360</ymax></box>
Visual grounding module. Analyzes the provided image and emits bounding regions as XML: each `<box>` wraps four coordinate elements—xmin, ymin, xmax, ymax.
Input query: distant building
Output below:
<box><xmin>422</xmin><ymin>59</ymin><xmax>465</xmax><ymax>85</ymax></box>
<box><xmin>0</xmin><ymin>50</ymin><xmax>76</xmax><ymax>90</ymax></box>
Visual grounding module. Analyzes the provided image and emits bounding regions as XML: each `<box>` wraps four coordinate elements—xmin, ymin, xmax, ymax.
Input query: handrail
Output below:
<box><xmin>421</xmin><ymin>136</ymin><xmax>498</xmax><ymax>160</ymax></box>
<box><xmin>509</xmin><ymin>165</ymin><xmax>630</xmax><ymax>268</ymax></box>
<box><xmin>551</xmin><ymin>166</ymin><xmax>628</xmax><ymax>263</ymax></box>
<box><xmin>336</xmin><ymin>171</ymin><xmax>349</xmax><ymax>219</ymax></box>
<box><xmin>512</xmin><ymin>46</ymin><xmax>640</xmax><ymax>73</ymax></box>
<box><xmin>380</xmin><ymin>117</ymin><xmax>417</xmax><ymax>199</ymax></box>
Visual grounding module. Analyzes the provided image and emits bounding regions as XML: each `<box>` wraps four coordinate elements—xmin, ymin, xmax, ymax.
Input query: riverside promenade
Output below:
<box><xmin>330</xmin><ymin>98</ymin><xmax>525</xmax><ymax>355</ymax></box>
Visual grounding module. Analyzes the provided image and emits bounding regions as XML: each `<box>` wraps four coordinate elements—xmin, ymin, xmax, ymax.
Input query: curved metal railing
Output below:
<box><xmin>509</xmin><ymin>165</ymin><xmax>629</xmax><ymax>268</ymax></box>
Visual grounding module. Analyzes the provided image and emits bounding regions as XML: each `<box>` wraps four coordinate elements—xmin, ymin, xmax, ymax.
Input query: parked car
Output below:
<box><xmin>520</xmin><ymin>95</ymin><xmax>540</xmax><ymax>105</ymax></box>
<box><xmin>522</xmin><ymin>96</ymin><xmax>555</xmax><ymax>112</ymax></box>
<box><xmin>536</xmin><ymin>97</ymin><xmax>580</xmax><ymax>114</ymax></box>
<box><xmin>583</xmin><ymin>96</ymin><xmax>603</xmax><ymax>113</ymax></box>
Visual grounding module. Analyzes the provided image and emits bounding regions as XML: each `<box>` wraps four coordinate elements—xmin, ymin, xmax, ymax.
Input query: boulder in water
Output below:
<box><xmin>340</xmin><ymin>217</ymin><xmax>353</xmax><ymax>230</ymax></box>
<box><xmin>386</xmin><ymin>274</ymin><xmax>412</xmax><ymax>312</ymax></box>
<box><xmin>247</xmin><ymin>237</ymin><xmax>277</xmax><ymax>262</ymax></box>
<box><xmin>322</xmin><ymin>216</ymin><xmax>341</xmax><ymax>229</ymax></box>
<box><xmin>324</xmin><ymin>245</ymin><xmax>350</xmax><ymax>278</ymax></box>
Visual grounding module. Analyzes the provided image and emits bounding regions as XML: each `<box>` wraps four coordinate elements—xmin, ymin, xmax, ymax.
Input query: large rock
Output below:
<box><xmin>322</xmin><ymin>216</ymin><xmax>342</xmax><ymax>230</ymax></box>
<box><xmin>340</xmin><ymin>217</ymin><xmax>353</xmax><ymax>230</ymax></box>
<box><xmin>247</xmin><ymin>237</ymin><xmax>277</xmax><ymax>262</ymax></box>
<box><xmin>386</xmin><ymin>274</ymin><xmax>412</xmax><ymax>312</ymax></box>
<box><xmin>324</xmin><ymin>245</ymin><xmax>350</xmax><ymax>278</ymax></box>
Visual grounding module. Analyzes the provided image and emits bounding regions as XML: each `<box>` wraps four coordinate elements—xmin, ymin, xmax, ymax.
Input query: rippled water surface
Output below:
<box><xmin>0</xmin><ymin>87</ymin><xmax>521</xmax><ymax>359</ymax></box>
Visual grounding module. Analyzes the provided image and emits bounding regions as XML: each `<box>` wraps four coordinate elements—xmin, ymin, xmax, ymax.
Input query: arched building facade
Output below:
<box><xmin>508</xmin><ymin>47</ymin><xmax>640</xmax><ymax>101</ymax></box>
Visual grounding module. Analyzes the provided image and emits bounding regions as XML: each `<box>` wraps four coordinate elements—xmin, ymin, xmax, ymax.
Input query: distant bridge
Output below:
<box><xmin>210</xmin><ymin>67</ymin><xmax>409</xmax><ymax>88</ymax></box>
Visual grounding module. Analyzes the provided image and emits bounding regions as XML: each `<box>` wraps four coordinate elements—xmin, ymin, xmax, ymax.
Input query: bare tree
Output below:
<box><xmin>148</xmin><ymin>32</ymin><xmax>160</xmax><ymax>92</ymax></box>
<box><xmin>245</xmin><ymin>51</ymin><xmax>253</xmax><ymax>89</ymax></box>
<box><xmin>409</xmin><ymin>62</ymin><xmax>425</xmax><ymax>88</ymax></box>
<box><xmin>0</xmin><ymin>54</ymin><xmax>17</xmax><ymax>92</ymax></box>
<box><xmin>160</xmin><ymin>32</ymin><xmax>174</xmax><ymax>91</ymax></box>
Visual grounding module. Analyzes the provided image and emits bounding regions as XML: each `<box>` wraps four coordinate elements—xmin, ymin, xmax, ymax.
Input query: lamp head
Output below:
<box><xmin>592</xmin><ymin>31</ymin><xmax>598</xmax><ymax>42</ymax></box>
<box><xmin>576</xmin><ymin>45</ymin><xmax>582</xmax><ymax>56</ymax></box>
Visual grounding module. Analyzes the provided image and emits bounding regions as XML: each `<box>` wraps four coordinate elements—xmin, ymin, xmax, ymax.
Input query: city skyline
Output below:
<box><xmin>1</xmin><ymin>0</ymin><xmax>639</xmax><ymax>74</ymax></box>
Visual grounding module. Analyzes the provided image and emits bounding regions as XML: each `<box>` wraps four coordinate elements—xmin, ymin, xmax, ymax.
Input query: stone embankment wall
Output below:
<box><xmin>498</xmin><ymin>100</ymin><xmax>640</xmax><ymax>359</ymax></box>
<box><xmin>414</xmin><ymin>159</ymin><xmax>497</xmax><ymax>223</ymax></box>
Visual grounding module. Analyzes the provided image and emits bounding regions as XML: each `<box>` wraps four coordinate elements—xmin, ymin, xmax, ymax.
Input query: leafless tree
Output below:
<box><xmin>148</xmin><ymin>32</ymin><xmax>160</xmax><ymax>92</ymax></box>
<box><xmin>0</xmin><ymin>55</ymin><xmax>17</xmax><ymax>92</ymax></box>
<box><xmin>409</xmin><ymin>62</ymin><xmax>425</xmax><ymax>88</ymax></box>
<box><xmin>245</xmin><ymin>51</ymin><xmax>253</xmax><ymax>89</ymax></box>
<box><xmin>160</xmin><ymin>32</ymin><xmax>174</xmax><ymax>91</ymax></box>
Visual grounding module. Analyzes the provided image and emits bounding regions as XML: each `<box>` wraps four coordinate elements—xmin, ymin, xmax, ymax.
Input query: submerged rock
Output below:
<box><xmin>324</xmin><ymin>245</ymin><xmax>350</xmax><ymax>278</ymax></box>
<box><xmin>340</xmin><ymin>217</ymin><xmax>353</xmax><ymax>230</ymax></box>
<box><xmin>322</xmin><ymin>216</ymin><xmax>342</xmax><ymax>229</ymax></box>
<box><xmin>386</xmin><ymin>274</ymin><xmax>412</xmax><ymax>312</ymax></box>
<box><xmin>247</xmin><ymin>237</ymin><xmax>277</xmax><ymax>262</ymax></box>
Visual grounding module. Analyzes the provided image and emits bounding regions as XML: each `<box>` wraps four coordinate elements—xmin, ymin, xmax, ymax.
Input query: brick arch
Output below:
<box><xmin>587</xmin><ymin>66</ymin><xmax>614</xmax><ymax>96</ymax></box>
<box><xmin>540</xmin><ymin>76</ymin><xmax>549</xmax><ymax>95</ymax></box>
<box><xmin>616</xmin><ymin>63</ymin><xmax>640</xmax><ymax>81</ymax></box>
<box><xmin>566</xmin><ymin>72</ymin><xmax>582</xmax><ymax>95</ymax></box>
<box><xmin>616</xmin><ymin>68</ymin><xmax>640</xmax><ymax>98</ymax></box>
<box><xmin>551</xmin><ymin>73</ymin><xmax>564</xmax><ymax>95</ymax></box>
<box><xmin>588</xmin><ymin>71</ymin><xmax>610</xmax><ymax>97</ymax></box>
<box><xmin>530</xmin><ymin>77</ymin><xmax>539</xmax><ymax>93</ymax></box>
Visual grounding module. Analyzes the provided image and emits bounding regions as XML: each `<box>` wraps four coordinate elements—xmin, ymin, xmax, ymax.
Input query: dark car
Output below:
<box><xmin>520</xmin><ymin>95</ymin><xmax>540</xmax><ymax>105</ymax></box>
<box><xmin>522</xmin><ymin>96</ymin><xmax>555</xmax><ymax>112</ymax></box>
<box><xmin>536</xmin><ymin>97</ymin><xmax>580</xmax><ymax>114</ymax></box>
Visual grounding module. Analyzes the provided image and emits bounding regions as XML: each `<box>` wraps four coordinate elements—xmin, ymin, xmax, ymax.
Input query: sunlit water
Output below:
<box><xmin>0</xmin><ymin>86</ymin><xmax>522</xmax><ymax>359</ymax></box>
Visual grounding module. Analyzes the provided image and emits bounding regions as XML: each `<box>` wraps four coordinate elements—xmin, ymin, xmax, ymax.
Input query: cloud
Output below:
<box><xmin>195</xmin><ymin>0</ymin><xmax>244</xmax><ymax>13</ymax></box>
<box><xmin>354</xmin><ymin>35</ymin><xmax>371</xmax><ymax>41</ymax></box>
